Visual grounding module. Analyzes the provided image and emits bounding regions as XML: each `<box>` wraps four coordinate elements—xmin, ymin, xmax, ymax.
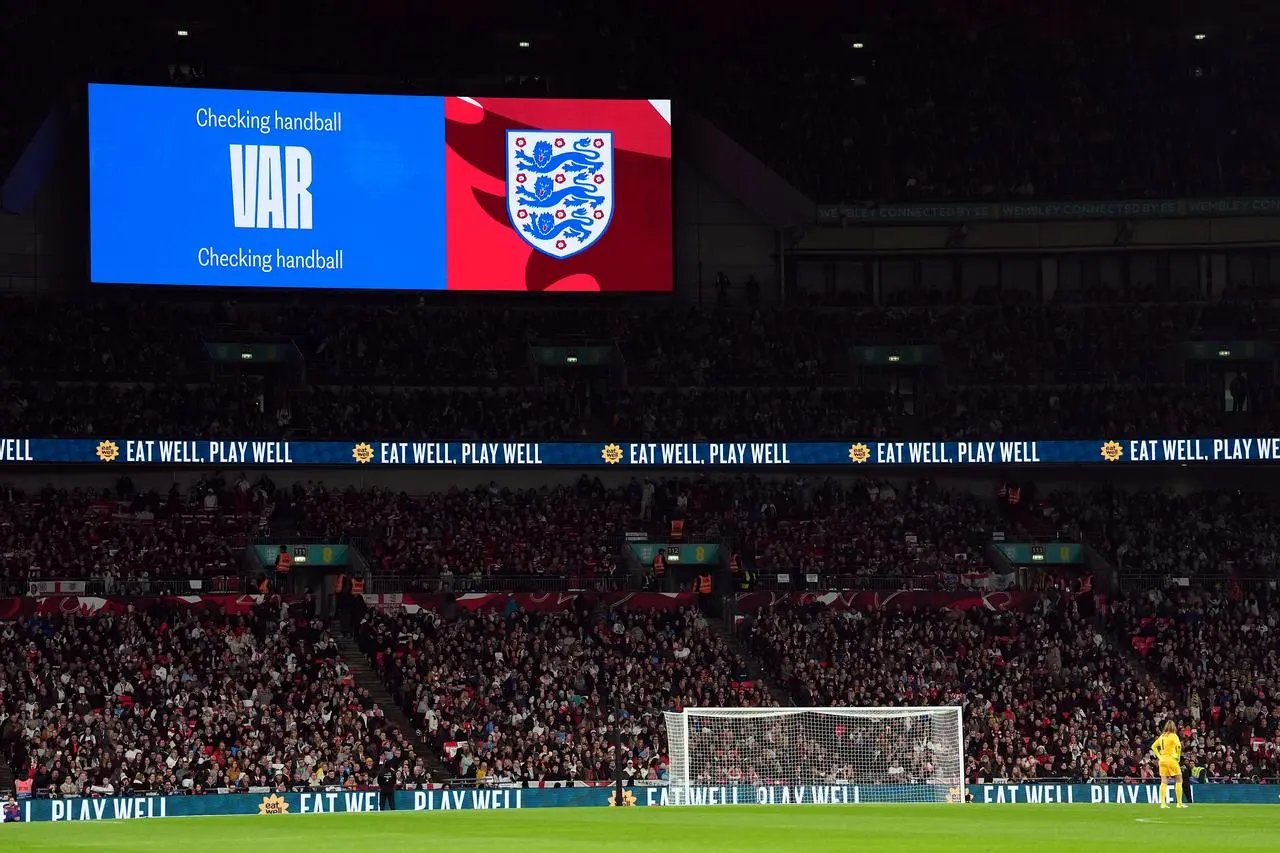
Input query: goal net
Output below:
<box><xmin>663</xmin><ymin>707</ymin><xmax>964</xmax><ymax>805</ymax></box>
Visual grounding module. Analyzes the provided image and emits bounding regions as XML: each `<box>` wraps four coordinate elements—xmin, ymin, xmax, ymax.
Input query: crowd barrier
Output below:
<box><xmin>0</xmin><ymin>590</ymin><xmax>1043</xmax><ymax>621</ymax></box>
<box><xmin>11</xmin><ymin>783</ymin><xmax>1280</xmax><ymax>821</ymax></box>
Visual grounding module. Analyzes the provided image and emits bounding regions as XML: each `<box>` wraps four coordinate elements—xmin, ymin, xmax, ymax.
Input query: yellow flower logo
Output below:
<box><xmin>608</xmin><ymin>788</ymin><xmax>638</xmax><ymax>807</ymax></box>
<box><xmin>352</xmin><ymin>442</ymin><xmax>374</xmax><ymax>464</ymax></box>
<box><xmin>95</xmin><ymin>440</ymin><xmax>120</xmax><ymax>463</ymax></box>
<box><xmin>258</xmin><ymin>793</ymin><xmax>289</xmax><ymax>815</ymax></box>
<box><xmin>848</xmin><ymin>443</ymin><xmax>870</xmax><ymax>464</ymax></box>
<box><xmin>1100</xmin><ymin>440</ymin><xmax>1124</xmax><ymax>463</ymax></box>
<box><xmin>601</xmin><ymin>443</ymin><xmax>623</xmax><ymax>464</ymax></box>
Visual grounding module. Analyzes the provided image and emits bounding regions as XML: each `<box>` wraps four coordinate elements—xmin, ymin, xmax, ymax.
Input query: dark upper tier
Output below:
<box><xmin>3</xmin><ymin>3</ymin><xmax>1273</xmax><ymax>203</ymax></box>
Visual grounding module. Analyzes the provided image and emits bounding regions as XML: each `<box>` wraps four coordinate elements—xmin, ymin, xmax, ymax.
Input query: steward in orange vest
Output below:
<box><xmin>275</xmin><ymin>546</ymin><xmax>293</xmax><ymax>575</ymax></box>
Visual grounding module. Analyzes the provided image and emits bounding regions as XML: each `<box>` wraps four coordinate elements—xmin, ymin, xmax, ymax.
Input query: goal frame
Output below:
<box><xmin>665</xmin><ymin>705</ymin><xmax>965</xmax><ymax>802</ymax></box>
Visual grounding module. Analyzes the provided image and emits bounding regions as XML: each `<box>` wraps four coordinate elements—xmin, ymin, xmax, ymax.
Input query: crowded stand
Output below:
<box><xmin>293</xmin><ymin>480</ymin><xmax>626</xmax><ymax>589</ymax></box>
<box><xmin>922</xmin><ymin>385</ymin><xmax>1230</xmax><ymax>442</ymax></box>
<box><xmin>3</xmin><ymin>297</ymin><xmax>1275</xmax><ymax>384</ymax></box>
<box><xmin>1</xmin><ymin>474</ymin><xmax>1278</xmax><ymax>791</ymax></box>
<box><xmin>0</xmin><ymin>297</ymin><xmax>1275</xmax><ymax>441</ymax></box>
<box><xmin>0</xmin><ymin>381</ymin><xmax>272</xmax><ymax>439</ymax></box>
<box><xmin>5</xmin><ymin>474</ymin><xmax>1275</xmax><ymax>595</ymax></box>
<box><xmin>355</xmin><ymin>604</ymin><xmax>774</xmax><ymax>783</ymax></box>
<box><xmin>700</xmin><ymin>477</ymin><xmax>1011</xmax><ymax>584</ymax></box>
<box><xmin>607</xmin><ymin>388</ymin><xmax>903</xmax><ymax>442</ymax></box>
<box><xmin>1105</xmin><ymin>584</ymin><xmax>1280</xmax><ymax>781</ymax></box>
<box><xmin>1035</xmin><ymin>488</ymin><xmax>1280</xmax><ymax>581</ymax></box>
<box><xmin>618</xmin><ymin>384</ymin><xmax>1235</xmax><ymax>442</ymax></box>
<box><xmin>0</xmin><ymin>379</ymin><xmax>1257</xmax><ymax>442</ymax></box>
<box><xmin>0</xmin><ymin>601</ymin><xmax>417</xmax><ymax>796</ymax></box>
<box><xmin>0</xmin><ymin>299</ymin><xmax>213</xmax><ymax>384</ymax></box>
<box><xmin>0</xmin><ymin>475</ymin><xmax>1018</xmax><ymax>594</ymax></box>
<box><xmin>289</xmin><ymin>476</ymin><xmax>1011</xmax><ymax>590</ymax></box>
<box><xmin>0</xmin><ymin>482</ymin><xmax>260</xmax><ymax>594</ymax></box>
<box><xmin>3</xmin><ymin>0</ymin><xmax>1280</xmax><ymax>812</ymax></box>
<box><xmin>743</xmin><ymin>597</ymin><xmax>1279</xmax><ymax>783</ymax></box>
<box><xmin>290</xmin><ymin>386</ymin><xmax>596</xmax><ymax>442</ymax></box>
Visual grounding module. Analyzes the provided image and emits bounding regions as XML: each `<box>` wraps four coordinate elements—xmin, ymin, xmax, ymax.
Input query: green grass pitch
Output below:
<box><xmin>3</xmin><ymin>805</ymin><xmax>1273</xmax><ymax>852</ymax></box>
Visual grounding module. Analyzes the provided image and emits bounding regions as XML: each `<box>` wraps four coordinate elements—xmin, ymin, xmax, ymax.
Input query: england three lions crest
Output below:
<box><xmin>507</xmin><ymin>131</ymin><xmax>614</xmax><ymax>259</ymax></box>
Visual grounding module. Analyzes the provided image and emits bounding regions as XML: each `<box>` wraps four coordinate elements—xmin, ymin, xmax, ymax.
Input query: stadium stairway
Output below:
<box><xmin>1097</xmin><ymin>612</ymin><xmax>1187</xmax><ymax>719</ymax></box>
<box><xmin>334</xmin><ymin>637</ymin><xmax>450</xmax><ymax>782</ymax></box>
<box><xmin>710</xmin><ymin>620</ymin><xmax>791</xmax><ymax>706</ymax></box>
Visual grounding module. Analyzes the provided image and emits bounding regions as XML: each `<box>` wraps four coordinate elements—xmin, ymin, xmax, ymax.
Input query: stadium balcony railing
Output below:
<box><xmin>23</xmin><ymin>575</ymin><xmax>242</xmax><ymax>596</ymax></box>
<box><xmin>362</xmin><ymin>573</ymin><xmax>642</xmax><ymax>594</ymax></box>
<box><xmin>1116</xmin><ymin>571</ymin><xmax>1269</xmax><ymax>594</ymax></box>
<box><xmin>748</xmin><ymin>569</ymin><xmax>1022</xmax><ymax>593</ymax></box>
<box><xmin>249</xmin><ymin>534</ymin><xmax>352</xmax><ymax>548</ymax></box>
<box><xmin>19</xmin><ymin>778</ymin><xmax>657</xmax><ymax>799</ymax></box>
<box><xmin>23</xmin><ymin>783</ymin><xmax>386</xmax><ymax>799</ymax></box>
<box><xmin>747</xmin><ymin>572</ymin><xmax>943</xmax><ymax>592</ymax></box>
<box><xmin>624</xmin><ymin>519</ymin><xmax>724</xmax><ymax>544</ymax></box>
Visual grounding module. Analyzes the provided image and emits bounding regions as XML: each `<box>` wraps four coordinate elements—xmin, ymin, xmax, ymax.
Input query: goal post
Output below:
<box><xmin>663</xmin><ymin>706</ymin><xmax>965</xmax><ymax>806</ymax></box>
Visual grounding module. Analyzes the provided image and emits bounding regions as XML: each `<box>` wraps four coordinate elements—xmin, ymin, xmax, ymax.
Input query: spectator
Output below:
<box><xmin>0</xmin><ymin>602</ymin><xmax>416</xmax><ymax>797</ymax></box>
<box><xmin>358</xmin><ymin>605</ymin><xmax>774</xmax><ymax>782</ymax></box>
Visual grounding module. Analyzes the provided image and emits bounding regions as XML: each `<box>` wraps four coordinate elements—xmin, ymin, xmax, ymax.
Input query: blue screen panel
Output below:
<box><xmin>88</xmin><ymin>84</ymin><xmax>446</xmax><ymax>289</ymax></box>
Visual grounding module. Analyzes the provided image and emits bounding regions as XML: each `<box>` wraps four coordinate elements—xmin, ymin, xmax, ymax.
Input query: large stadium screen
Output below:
<box><xmin>87</xmin><ymin>84</ymin><xmax>673</xmax><ymax>292</ymax></box>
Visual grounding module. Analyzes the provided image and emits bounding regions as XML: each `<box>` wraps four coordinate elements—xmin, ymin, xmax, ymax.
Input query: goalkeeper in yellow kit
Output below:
<box><xmin>1151</xmin><ymin>721</ymin><xmax>1188</xmax><ymax>809</ymax></box>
